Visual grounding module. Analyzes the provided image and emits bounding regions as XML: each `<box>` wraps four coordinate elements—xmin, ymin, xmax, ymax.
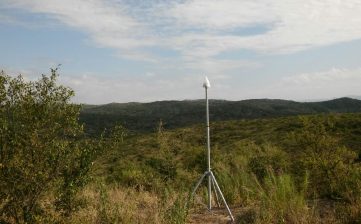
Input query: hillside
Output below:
<box><xmin>90</xmin><ymin>113</ymin><xmax>361</xmax><ymax>223</ymax></box>
<box><xmin>80</xmin><ymin>97</ymin><xmax>361</xmax><ymax>134</ymax></box>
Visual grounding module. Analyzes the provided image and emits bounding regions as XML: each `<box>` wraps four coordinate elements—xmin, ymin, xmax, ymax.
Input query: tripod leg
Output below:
<box><xmin>208</xmin><ymin>174</ymin><xmax>212</xmax><ymax>210</ymax></box>
<box><xmin>211</xmin><ymin>177</ymin><xmax>221</xmax><ymax>207</ymax></box>
<box><xmin>191</xmin><ymin>171</ymin><xmax>208</xmax><ymax>198</ymax></box>
<box><xmin>210</xmin><ymin>172</ymin><xmax>235</xmax><ymax>222</ymax></box>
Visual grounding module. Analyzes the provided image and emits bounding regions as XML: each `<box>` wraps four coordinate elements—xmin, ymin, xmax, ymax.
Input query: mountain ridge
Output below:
<box><xmin>80</xmin><ymin>97</ymin><xmax>361</xmax><ymax>134</ymax></box>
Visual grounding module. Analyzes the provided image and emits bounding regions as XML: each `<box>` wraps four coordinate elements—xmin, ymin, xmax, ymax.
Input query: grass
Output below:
<box><xmin>69</xmin><ymin>184</ymin><xmax>161</xmax><ymax>224</ymax></box>
<box><xmin>255</xmin><ymin>171</ymin><xmax>313</xmax><ymax>223</ymax></box>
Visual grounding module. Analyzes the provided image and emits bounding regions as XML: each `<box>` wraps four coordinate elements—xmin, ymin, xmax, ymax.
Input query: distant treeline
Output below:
<box><xmin>80</xmin><ymin>97</ymin><xmax>361</xmax><ymax>134</ymax></box>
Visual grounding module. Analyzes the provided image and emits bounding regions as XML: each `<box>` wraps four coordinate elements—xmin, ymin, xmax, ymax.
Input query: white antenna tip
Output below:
<box><xmin>203</xmin><ymin>76</ymin><xmax>211</xmax><ymax>88</ymax></box>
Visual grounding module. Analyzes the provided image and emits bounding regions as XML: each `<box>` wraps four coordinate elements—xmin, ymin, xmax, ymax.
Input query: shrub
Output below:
<box><xmin>290</xmin><ymin>116</ymin><xmax>361</xmax><ymax>199</ymax></box>
<box><xmin>0</xmin><ymin>70</ymin><xmax>96</xmax><ymax>222</ymax></box>
<box><xmin>248</xmin><ymin>144</ymin><xmax>290</xmax><ymax>181</ymax></box>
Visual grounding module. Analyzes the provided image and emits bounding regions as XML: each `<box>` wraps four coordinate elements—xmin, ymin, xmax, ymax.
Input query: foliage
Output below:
<box><xmin>91</xmin><ymin>113</ymin><xmax>361</xmax><ymax>223</ymax></box>
<box><xmin>0</xmin><ymin>70</ymin><xmax>97</xmax><ymax>222</ymax></box>
<box><xmin>55</xmin><ymin>138</ymin><xmax>99</xmax><ymax>215</ymax></box>
<box><xmin>109</xmin><ymin>124</ymin><xmax>128</xmax><ymax>145</ymax></box>
<box><xmin>290</xmin><ymin>116</ymin><xmax>361</xmax><ymax>199</ymax></box>
<box><xmin>248</xmin><ymin>144</ymin><xmax>290</xmax><ymax>181</ymax></box>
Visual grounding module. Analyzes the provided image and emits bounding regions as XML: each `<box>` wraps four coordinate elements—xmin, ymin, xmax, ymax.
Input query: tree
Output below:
<box><xmin>0</xmin><ymin>69</ymin><xmax>96</xmax><ymax>223</ymax></box>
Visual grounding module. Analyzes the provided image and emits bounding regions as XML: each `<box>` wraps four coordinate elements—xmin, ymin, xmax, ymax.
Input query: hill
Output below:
<box><xmin>80</xmin><ymin>97</ymin><xmax>361</xmax><ymax>134</ymax></box>
<box><xmin>90</xmin><ymin>113</ymin><xmax>361</xmax><ymax>223</ymax></box>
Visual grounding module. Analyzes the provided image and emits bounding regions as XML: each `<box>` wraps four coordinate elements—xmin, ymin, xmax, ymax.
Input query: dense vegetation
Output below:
<box><xmin>1</xmin><ymin>71</ymin><xmax>361</xmax><ymax>223</ymax></box>
<box><xmin>91</xmin><ymin>113</ymin><xmax>361</xmax><ymax>223</ymax></box>
<box><xmin>0</xmin><ymin>70</ymin><xmax>99</xmax><ymax>223</ymax></box>
<box><xmin>80</xmin><ymin>97</ymin><xmax>361</xmax><ymax>135</ymax></box>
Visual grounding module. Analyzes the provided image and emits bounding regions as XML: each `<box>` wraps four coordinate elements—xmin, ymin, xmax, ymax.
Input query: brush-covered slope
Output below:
<box><xmin>91</xmin><ymin>113</ymin><xmax>361</xmax><ymax>223</ymax></box>
<box><xmin>80</xmin><ymin>97</ymin><xmax>361</xmax><ymax>134</ymax></box>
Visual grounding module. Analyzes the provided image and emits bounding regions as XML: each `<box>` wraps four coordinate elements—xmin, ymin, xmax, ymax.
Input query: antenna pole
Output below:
<box><xmin>189</xmin><ymin>76</ymin><xmax>234</xmax><ymax>223</ymax></box>
<box><xmin>205</xmin><ymin>86</ymin><xmax>212</xmax><ymax>210</ymax></box>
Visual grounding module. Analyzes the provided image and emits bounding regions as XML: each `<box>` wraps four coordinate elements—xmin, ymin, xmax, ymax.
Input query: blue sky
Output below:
<box><xmin>1</xmin><ymin>0</ymin><xmax>361</xmax><ymax>104</ymax></box>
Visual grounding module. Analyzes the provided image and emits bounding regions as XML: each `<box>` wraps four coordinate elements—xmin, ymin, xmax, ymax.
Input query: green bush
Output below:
<box><xmin>107</xmin><ymin>161</ymin><xmax>154</xmax><ymax>188</ymax></box>
<box><xmin>146</xmin><ymin>157</ymin><xmax>177</xmax><ymax>180</ymax></box>
<box><xmin>0</xmin><ymin>70</ymin><xmax>97</xmax><ymax>222</ymax></box>
<box><xmin>248</xmin><ymin>144</ymin><xmax>290</xmax><ymax>181</ymax></box>
<box><xmin>290</xmin><ymin>116</ymin><xmax>361</xmax><ymax>199</ymax></box>
<box><xmin>55</xmin><ymin>138</ymin><xmax>99</xmax><ymax>215</ymax></box>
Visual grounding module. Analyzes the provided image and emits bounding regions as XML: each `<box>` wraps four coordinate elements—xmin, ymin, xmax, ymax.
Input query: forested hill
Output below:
<box><xmin>79</xmin><ymin>97</ymin><xmax>361</xmax><ymax>134</ymax></box>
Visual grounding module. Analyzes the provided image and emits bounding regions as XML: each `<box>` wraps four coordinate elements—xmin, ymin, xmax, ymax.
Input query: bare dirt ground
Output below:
<box><xmin>188</xmin><ymin>207</ymin><xmax>248</xmax><ymax>224</ymax></box>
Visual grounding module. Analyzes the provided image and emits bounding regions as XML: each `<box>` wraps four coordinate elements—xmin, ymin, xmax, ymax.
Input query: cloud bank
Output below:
<box><xmin>4</xmin><ymin>0</ymin><xmax>361</xmax><ymax>60</ymax></box>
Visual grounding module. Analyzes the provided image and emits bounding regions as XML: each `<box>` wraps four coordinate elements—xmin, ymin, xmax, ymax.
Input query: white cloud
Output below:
<box><xmin>5</xmin><ymin>0</ymin><xmax>361</xmax><ymax>59</ymax></box>
<box><xmin>4</xmin><ymin>0</ymin><xmax>155</xmax><ymax>50</ymax></box>
<box><xmin>167</xmin><ymin>0</ymin><xmax>361</xmax><ymax>55</ymax></box>
<box><xmin>282</xmin><ymin>68</ymin><xmax>361</xmax><ymax>85</ymax></box>
<box><xmin>184</xmin><ymin>58</ymin><xmax>260</xmax><ymax>75</ymax></box>
<box><xmin>256</xmin><ymin>67</ymin><xmax>361</xmax><ymax>100</ymax></box>
<box><xmin>167</xmin><ymin>0</ymin><xmax>277</xmax><ymax>30</ymax></box>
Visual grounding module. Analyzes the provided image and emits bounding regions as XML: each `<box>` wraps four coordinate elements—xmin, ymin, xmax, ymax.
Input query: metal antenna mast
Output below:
<box><xmin>190</xmin><ymin>76</ymin><xmax>234</xmax><ymax>222</ymax></box>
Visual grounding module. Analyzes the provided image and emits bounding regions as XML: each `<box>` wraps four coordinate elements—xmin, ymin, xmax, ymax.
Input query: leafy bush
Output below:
<box><xmin>55</xmin><ymin>138</ymin><xmax>99</xmax><ymax>215</ymax></box>
<box><xmin>290</xmin><ymin>116</ymin><xmax>361</xmax><ymax>199</ymax></box>
<box><xmin>248</xmin><ymin>144</ymin><xmax>290</xmax><ymax>181</ymax></box>
<box><xmin>0</xmin><ymin>70</ymin><xmax>97</xmax><ymax>222</ymax></box>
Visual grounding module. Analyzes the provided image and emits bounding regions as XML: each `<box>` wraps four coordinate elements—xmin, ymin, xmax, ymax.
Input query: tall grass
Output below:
<box><xmin>161</xmin><ymin>188</ymin><xmax>190</xmax><ymax>224</ymax></box>
<box><xmin>254</xmin><ymin>170</ymin><xmax>314</xmax><ymax>224</ymax></box>
<box><xmin>69</xmin><ymin>184</ymin><xmax>161</xmax><ymax>224</ymax></box>
<box><xmin>65</xmin><ymin>184</ymin><xmax>193</xmax><ymax>224</ymax></box>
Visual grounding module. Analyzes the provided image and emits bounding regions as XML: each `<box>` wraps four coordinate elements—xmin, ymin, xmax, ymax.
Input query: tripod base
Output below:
<box><xmin>190</xmin><ymin>170</ymin><xmax>235</xmax><ymax>222</ymax></box>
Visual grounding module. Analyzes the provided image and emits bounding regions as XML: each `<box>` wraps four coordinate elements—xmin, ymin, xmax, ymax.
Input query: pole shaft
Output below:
<box><xmin>206</xmin><ymin>88</ymin><xmax>210</xmax><ymax>172</ymax></box>
<box><xmin>206</xmin><ymin>88</ymin><xmax>212</xmax><ymax>210</ymax></box>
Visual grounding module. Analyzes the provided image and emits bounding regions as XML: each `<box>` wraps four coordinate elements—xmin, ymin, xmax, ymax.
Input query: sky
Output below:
<box><xmin>1</xmin><ymin>0</ymin><xmax>361</xmax><ymax>104</ymax></box>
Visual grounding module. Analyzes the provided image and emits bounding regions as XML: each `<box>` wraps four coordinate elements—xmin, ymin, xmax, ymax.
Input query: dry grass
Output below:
<box><xmin>69</xmin><ymin>184</ymin><xmax>162</xmax><ymax>224</ymax></box>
